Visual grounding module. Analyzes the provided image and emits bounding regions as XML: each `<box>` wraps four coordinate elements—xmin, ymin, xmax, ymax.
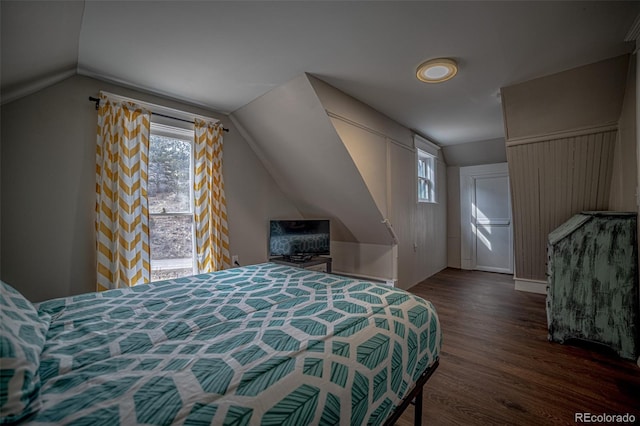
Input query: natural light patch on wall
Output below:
<box><xmin>472</xmin><ymin>203</ymin><xmax>493</xmax><ymax>251</ymax></box>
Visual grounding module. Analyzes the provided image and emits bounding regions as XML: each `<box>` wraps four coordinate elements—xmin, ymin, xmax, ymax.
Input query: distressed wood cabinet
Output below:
<box><xmin>546</xmin><ymin>211</ymin><xmax>638</xmax><ymax>360</ymax></box>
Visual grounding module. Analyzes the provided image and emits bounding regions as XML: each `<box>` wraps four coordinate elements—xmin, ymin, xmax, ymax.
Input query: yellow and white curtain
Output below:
<box><xmin>194</xmin><ymin>119</ymin><xmax>231</xmax><ymax>272</ymax></box>
<box><xmin>95</xmin><ymin>95</ymin><xmax>151</xmax><ymax>291</ymax></box>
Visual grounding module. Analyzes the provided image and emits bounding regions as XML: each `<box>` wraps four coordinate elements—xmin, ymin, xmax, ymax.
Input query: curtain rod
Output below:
<box><xmin>88</xmin><ymin>96</ymin><xmax>229</xmax><ymax>132</ymax></box>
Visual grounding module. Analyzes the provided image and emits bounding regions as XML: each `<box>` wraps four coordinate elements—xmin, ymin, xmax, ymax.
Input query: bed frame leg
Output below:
<box><xmin>382</xmin><ymin>360</ymin><xmax>437</xmax><ymax>426</ymax></box>
<box><xmin>414</xmin><ymin>387</ymin><xmax>423</xmax><ymax>426</ymax></box>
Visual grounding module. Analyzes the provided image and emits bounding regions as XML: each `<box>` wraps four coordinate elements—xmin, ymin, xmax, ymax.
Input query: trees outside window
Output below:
<box><xmin>148</xmin><ymin>125</ymin><xmax>196</xmax><ymax>281</ymax></box>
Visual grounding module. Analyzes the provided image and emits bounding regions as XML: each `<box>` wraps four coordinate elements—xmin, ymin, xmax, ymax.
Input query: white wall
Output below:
<box><xmin>1</xmin><ymin>75</ymin><xmax>300</xmax><ymax>302</ymax></box>
<box><xmin>329</xmin><ymin>118</ymin><xmax>388</xmax><ymax>219</ymax></box>
<box><xmin>309</xmin><ymin>75</ymin><xmax>448</xmax><ymax>289</ymax></box>
<box><xmin>230</xmin><ymin>74</ymin><xmax>390</xmax><ymax>247</ymax></box>
<box><xmin>441</xmin><ymin>138</ymin><xmax>507</xmax><ymax>167</ymax></box>
<box><xmin>398</xmin><ymin>145</ymin><xmax>448</xmax><ymax>287</ymax></box>
<box><xmin>501</xmin><ymin>55</ymin><xmax>629</xmax><ymax>141</ymax></box>
<box><xmin>446</xmin><ymin>166</ymin><xmax>462</xmax><ymax>269</ymax></box>
<box><xmin>609</xmin><ymin>54</ymin><xmax>638</xmax><ymax>211</ymax></box>
<box><xmin>501</xmin><ymin>55</ymin><xmax>631</xmax><ymax>282</ymax></box>
<box><xmin>331</xmin><ymin>241</ymin><xmax>396</xmax><ymax>283</ymax></box>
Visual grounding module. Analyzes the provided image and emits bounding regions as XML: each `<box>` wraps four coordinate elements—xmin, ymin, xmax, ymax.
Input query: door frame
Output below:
<box><xmin>460</xmin><ymin>163</ymin><xmax>513</xmax><ymax>273</ymax></box>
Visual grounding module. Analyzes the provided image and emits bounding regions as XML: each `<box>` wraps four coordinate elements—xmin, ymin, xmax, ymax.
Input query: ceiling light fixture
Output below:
<box><xmin>416</xmin><ymin>58</ymin><xmax>458</xmax><ymax>83</ymax></box>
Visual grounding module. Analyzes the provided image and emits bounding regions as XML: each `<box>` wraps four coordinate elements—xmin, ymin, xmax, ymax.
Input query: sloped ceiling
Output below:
<box><xmin>1</xmin><ymin>1</ymin><xmax>83</xmax><ymax>101</ymax></box>
<box><xmin>231</xmin><ymin>74</ymin><xmax>392</xmax><ymax>245</ymax></box>
<box><xmin>2</xmin><ymin>1</ymin><xmax>638</xmax><ymax>147</ymax></box>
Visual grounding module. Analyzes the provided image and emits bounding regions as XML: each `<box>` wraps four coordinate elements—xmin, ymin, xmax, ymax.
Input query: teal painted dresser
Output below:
<box><xmin>546</xmin><ymin>211</ymin><xmax>638</xmax><ymax>360</ymax></box>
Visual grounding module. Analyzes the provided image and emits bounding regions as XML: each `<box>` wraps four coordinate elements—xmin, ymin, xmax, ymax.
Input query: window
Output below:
<box><xmin>417</xmin><ymin>150</ymin><xmax>436</xmax><ymax>203</ymax></box>
<box><xmin>148</xmin><ymin>123</ymin><xmax>196</xmax><ymax>281</ymax></box>
<box><xmin>415</xmin><ymin>135</ymin><xmax>440</xmax><ymax>204</ymax></box>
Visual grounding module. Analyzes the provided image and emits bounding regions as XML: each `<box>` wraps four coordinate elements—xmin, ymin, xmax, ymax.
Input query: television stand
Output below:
<box><xmin>285</xmin><ymin>254</ymin><xmax>314</xmax><ymax>262</ymax></box>
<box><xmin>270</xmin><ymin>256</ymin><xmax>332</xmax><ymax>273</ymax></box>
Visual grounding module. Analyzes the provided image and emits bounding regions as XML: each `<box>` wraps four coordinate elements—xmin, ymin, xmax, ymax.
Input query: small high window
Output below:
<box><xmin>417</xmin><ymin>150</ymin><xmax>436</xmax><ymax>203</ymax></box>
<box><xmin>415</xmin><ymin>135</ymin><xmax>440</xmax><ymax>204</ymax></box>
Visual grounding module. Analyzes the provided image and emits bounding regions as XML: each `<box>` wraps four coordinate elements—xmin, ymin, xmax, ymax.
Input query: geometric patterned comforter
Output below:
<box><xmin>30</xmin><ymin>263</ymin><xmax>441</xmax><ymax>425</ymax></box>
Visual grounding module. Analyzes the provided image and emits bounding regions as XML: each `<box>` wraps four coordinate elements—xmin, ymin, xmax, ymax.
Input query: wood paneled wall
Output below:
<box><xmin>507</xmin><ymin>129</ymin><xmax>617</xmax><ymax>281</ymax></box>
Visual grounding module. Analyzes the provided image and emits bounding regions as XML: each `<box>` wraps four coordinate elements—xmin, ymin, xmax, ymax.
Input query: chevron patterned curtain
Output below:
<box><xmin>95</xmin><ymin>95</ymin><xmax>151</xmax><ymax>290</ymax></box>
<box><xmin>193</xmin><ymin>119</ymin><xmax>231</xmax><ymax>272</ymax></box>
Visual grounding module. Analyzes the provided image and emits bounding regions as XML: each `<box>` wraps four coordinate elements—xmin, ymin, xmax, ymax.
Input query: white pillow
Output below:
<box><xmin>1</xmin><ymin>281</ymin><xmax>50</xmax><ymax>424</ymax></box>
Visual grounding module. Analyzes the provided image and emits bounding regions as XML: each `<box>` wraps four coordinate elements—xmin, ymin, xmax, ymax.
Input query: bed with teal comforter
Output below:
<box><xmin>7</xmin><ymin>263</ymin><xmax>441</xmax><ymax>425</ymax></box>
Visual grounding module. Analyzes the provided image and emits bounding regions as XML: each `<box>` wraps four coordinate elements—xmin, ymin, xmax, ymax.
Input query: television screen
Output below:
<box><xmin>269</xmin><ymin>220</ymin><xmax>330</xmax><ymax>258</ymax></box>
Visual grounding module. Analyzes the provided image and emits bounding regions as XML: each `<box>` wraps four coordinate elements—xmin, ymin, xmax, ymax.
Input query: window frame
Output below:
<box><xmin>417</xmin><ymin>149</ymin><xmax>436</xmax><ymax>203</ymax></box>
<box><xmin>148</xmin><ymin>122</ymin><xmax>197</xmax><ymax>280</ymax></box>
<box><xmin>414</xmin><ymin>135</ymin><xmax>440</xmax><ymax>204</ymax></box>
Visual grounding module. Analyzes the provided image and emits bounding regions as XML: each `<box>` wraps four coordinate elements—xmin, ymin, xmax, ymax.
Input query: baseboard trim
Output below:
<box><xmin>332</xmin><ymin>270</ymin><xmax>395</xmax><ymax>287</ymax></box>
<box><xmin>514</xmin><ymin>277</ymin><xmax>547</xmax><ymax>294</ymax></box>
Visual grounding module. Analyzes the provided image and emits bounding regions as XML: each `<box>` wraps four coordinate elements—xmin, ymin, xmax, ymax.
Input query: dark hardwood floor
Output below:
<box><xmin>397</xmin><ymin>268</ymin><xmax>640</xmax><ymax>426</ymax></box>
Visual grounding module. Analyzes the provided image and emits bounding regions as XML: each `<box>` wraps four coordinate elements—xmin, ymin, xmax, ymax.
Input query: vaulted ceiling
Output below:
<box><xmin>1</xmin><ymin>1</ymin><xmax>638</xmax><ymax>146</ymax></box>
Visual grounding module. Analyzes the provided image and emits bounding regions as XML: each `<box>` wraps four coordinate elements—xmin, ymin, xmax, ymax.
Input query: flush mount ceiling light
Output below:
<box><xmin>416</xmin><ymin>58</ymin><xmax>458</xmax><ymax>83</ymax></box>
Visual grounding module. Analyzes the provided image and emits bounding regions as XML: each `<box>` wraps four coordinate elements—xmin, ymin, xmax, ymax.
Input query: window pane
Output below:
<box><xmin>417</xmin><ymin>150</ymin><xmax>436</xmax><ymax>203</ymax></box>
<box><xmin>149</xmin><ymin>135</ymin><xmax>191</xmax><ymax>213</ymax></box>
<box><xmin>418</xmin><ymin>158</ymin><xmax>426</xmax><ymax>178</ymax></box>
<box><xmin>418</xmin><ymin>178</ymin><xmax>427</xmax><ymax>200</ymax></box>
<box><xmin>150</xmin><ymin>215</ymin><xmax>194</xmax><ymax>279</ymax></box>
<box><xmin>152</xmin><ymin>268</ymin><xmax>194</xmax><ymax>282</ymax></box>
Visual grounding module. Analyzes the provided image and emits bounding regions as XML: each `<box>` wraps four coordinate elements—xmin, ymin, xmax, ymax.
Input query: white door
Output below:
<box><xmin>460</xmin><ymin>163</ymin><xmax>513</xmax><ymax>274</ymax></box>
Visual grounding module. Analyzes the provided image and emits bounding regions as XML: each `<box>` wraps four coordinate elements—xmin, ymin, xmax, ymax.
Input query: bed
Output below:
<box><xmin>1</xmin><ymin>263</ymin><xmax>441</xmax><ymax>425</ymax></box>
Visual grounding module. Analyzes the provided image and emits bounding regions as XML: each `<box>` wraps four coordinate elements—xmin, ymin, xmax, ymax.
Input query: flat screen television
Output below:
<box><xmin>269</xmin><ymin>220</ymin><xmax>330</xmax><ymax>260</ymax></box>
